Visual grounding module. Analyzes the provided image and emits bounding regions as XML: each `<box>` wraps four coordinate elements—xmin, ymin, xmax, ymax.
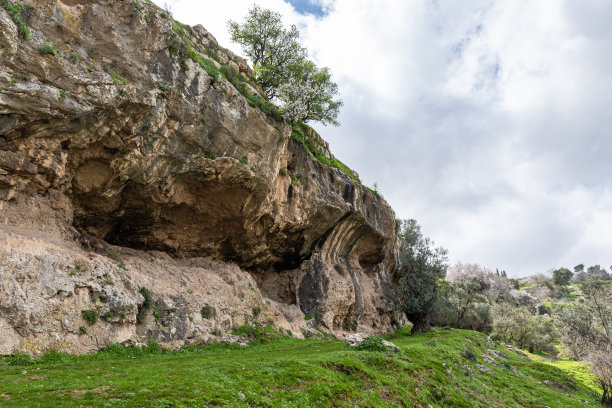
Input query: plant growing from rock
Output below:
<box><xmin>137</xmin><ymin>287</ymin><xmax>152</xmax><ymax>324</ymax></box>
<box><xmin>1</xmin><ymin>0</ymin><xmax>30</xmax><ymax>39</ymax></box>
<box><xmin>200</xmin><ymin>305</ymin><xmax>212</xmax><ymax>319</ymax></box>
<box><xmin>82</xmin><ymin>310</ymin><xmax>98</xmax><ymax>326</ymax></box>
<box><xmin>38</xmin><ymin>43</ymin><xmax>60</xmax><ymax>56</ymax></box>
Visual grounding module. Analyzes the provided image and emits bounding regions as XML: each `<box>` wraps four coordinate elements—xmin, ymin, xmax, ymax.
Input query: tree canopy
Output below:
<box><xmin>393</xmin><ymin>219</ymin><xmax>448</xmax><ymax>334</ymax></box>
<box><xmin>228</xmin><ymin>5</ymin><xmax>342</xmax><ymax>126</ymax></box>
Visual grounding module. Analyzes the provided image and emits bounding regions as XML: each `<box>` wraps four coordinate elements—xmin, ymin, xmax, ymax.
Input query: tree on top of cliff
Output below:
<box><xmin>394</xmin><ymin>219</ymin><xmax>449</xmax><ymax>334</ymax></box>
<box><xmin>228</xmin><ymin>5</ymin><xmax>307</xmax><ymax>100</ymax></box>
<box><xmin>279</xmin><ymin>60</ymin><xmax>343</xmax><ymax>126</ymax></box>
<box><xmin>228</xmin><ymin>5</ymin><xmax>343</xmax><ymax>127</ymax></box>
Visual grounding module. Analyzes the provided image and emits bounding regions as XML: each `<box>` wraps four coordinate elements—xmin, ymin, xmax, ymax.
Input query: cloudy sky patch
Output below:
<box><xmin>159</xmin><ymin>0</ymin><xmax>612</xmax><ymax>277</ymax></box>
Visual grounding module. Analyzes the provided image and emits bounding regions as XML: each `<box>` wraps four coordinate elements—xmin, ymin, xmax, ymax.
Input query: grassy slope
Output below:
<box><xmin>0</xmin><ymin>329</ymin><xmax>604</xmax><ymax>408</ymax></box>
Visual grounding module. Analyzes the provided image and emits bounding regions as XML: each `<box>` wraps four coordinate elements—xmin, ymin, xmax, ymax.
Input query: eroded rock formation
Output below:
<box><xmin>0</xmin><ymin>0</ymin><xmax>404</xmax><ymax>354</ymax></box>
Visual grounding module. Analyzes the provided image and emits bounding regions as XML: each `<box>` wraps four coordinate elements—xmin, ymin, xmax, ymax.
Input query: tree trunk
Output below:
<box><xmin>407</xmin><ymin>312</ymin><xmax>431</xmax><ymax>334</ymax></box>
<box><xmin>602</xmin><ymin>382</ymin><xmax>611</xmax><ymax>407</ymax></box>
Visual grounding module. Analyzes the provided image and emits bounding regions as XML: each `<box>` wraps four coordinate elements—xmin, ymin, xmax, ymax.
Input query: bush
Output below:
<box><xmin>352</xmin><ymin>335</ymin><xmax>391</xmax><ymax>352</ymax></box>
<box><xmin>344</xmin><ymin>321</ymin><xmax>357</xmax><ymax>331</ymax></box>
<box><xmin>200</xmin><ymin>305</ymin><xmax>213</xmax><ymax>319</ymax></box>
<box><xmin>491</xmin><ymin>303</ymin><xmax>556</xmax><ymax>354</ymax></box>
<box><xmin>252</xmin><ymin>306</ymin><xmax>261</xmax><ymax>317</ymax></box>
<box><xmin>37</xmin><ymin>350</ymin><xmax>66</xmax><ymax>364</ymax></box>
<box><xmin>232</xmin><ymin>323</ymin><xmax>278</xmax><ymax>344</ymax></box>
<box><xmin>462</xmin><ymin>348</ymin><xmax>477</xmax><ymax>362</ymax></box>
<box><xmin>137</xmin><ymin>287</ymin><xmax>153</xmax><ymax>324</ymax></box>
<box><xmin>536</xmin><ymin>303</ymin><xmax>551</xmax><ymax>316</ymax></box>
<box><xmin>7</xmin><ymin>352</ymin><xmax>35</xmax><ymax>366</ymax></box>
<box><xmin>38</xmin><ymin>43</ymin><xmax>60</xmax><ymax>56</ymax></box>
<box><xmin>81</xmin><ymin>310</ymin><xmax>98</xmax><ymax>326</ymax></box>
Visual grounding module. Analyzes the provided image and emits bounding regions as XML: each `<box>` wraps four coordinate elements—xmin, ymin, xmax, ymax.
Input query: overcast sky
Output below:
<box><xmin>157</xmin><ymin>0</ymin><xmax>612</xmax><ymax>277</ymax></box>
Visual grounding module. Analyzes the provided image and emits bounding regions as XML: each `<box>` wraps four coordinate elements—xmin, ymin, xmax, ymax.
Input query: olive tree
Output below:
<box><xmin>228</xmin><ymin>5</ymin><xmax>306</xmax><ymax>100</ymax></box>
<box><xmin>393</xmin><ymin>219</ymin><xmax>448</xmax><ymax>334</ymax></box>
<box><xmin>228</xmin><ymin>6</ymin><xmax>342</xmax><ymax>126</ymax></box>
<box><xmin>552</xmin><ymin>267</ymin><xmax>573</xmax><ymax>286</ymax></box>
<box><xmin>555</xmin><ymin>280</ymin><xmax>612</xmax><ymax>406</ymax></box>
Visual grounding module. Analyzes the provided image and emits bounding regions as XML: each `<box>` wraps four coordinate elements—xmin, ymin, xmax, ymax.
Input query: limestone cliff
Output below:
<box><xmin>0</xmin><ymin>0</ymin><xmax>404</xmax><ymax>354</ymax></box>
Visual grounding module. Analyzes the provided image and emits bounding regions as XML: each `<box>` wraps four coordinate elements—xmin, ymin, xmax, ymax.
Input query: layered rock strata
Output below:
<box><xmin>0</xmin><ymin>0</ymin><xmax>404</xmax><ymax>354</ymax></box>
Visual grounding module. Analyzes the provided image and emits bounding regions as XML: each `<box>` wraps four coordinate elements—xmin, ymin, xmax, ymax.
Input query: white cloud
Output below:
<box><xmin>157</xmin><ymin>0</ymin><xmax>612</xmax><ymax>277</ymax></box>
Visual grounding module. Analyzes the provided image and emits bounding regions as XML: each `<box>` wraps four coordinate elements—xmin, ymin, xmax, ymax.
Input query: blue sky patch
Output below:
<box><xmin>284</xmin><ymin>0</ymin><xmax>328</xmax><ymax>17</ymax></box>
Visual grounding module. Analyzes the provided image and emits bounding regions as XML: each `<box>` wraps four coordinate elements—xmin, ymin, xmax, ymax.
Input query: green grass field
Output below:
<box><xmin>0</xmin><ymin>328</ymin><xmax>604</xmax><ymax>407</ymax></box>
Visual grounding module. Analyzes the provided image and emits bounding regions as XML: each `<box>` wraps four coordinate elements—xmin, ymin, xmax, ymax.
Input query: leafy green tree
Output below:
<box><xmin>435</xmin><ymin>279</ymin><xmax>491</xmax><ymax>331</ymax></box>
<box><xmin>555</xmin><ymin>280</ymin><xmax>612</xmax><ymax>406</ymax></box>
<box><xmin>279</xmin><ymin>60</ymin><xmax>343</xmax><ymax>126</ymax></box>
<box><xmin>228</xmin><ymin>5</ymin><xmax>306</xmax><ymax>100</ymax></box>
<box><xmin>491</xmin><ymin>304</ymin><xmax>557</xmax><ymax>354</ymax></box>
<box><xmin>552</xmin><ymin>267</ymin><xmax>573</xmax><ymax>286</ymax></box>
<box><xmin>393</xmin><ymin>219</ymin><xmax>448</xmax><ymax>334</ymax></box>
<box><xmin>228</xmin><ymin>6</ymin><xmax>343</xmax><ymax>126</ymax></box>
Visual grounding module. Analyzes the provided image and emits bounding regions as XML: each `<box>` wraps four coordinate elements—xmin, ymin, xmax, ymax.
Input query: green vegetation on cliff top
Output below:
<box><xmin>0</xmin><ymin>328</ymin><xmax>603</xmax><ymax>407</ymax></box>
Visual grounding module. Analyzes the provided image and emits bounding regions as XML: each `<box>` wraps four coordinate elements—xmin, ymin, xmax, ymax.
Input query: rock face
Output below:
<box><xmin>0</xmin><ymin>0</ymin><xmax>405</xmax><ymax>354</ymax></box>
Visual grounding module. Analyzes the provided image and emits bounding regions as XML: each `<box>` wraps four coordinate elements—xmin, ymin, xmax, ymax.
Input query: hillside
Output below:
<box><xmin>0</xmin><ymin>328</ymin><xmax>604</xmax><ymax>407</ymax></box>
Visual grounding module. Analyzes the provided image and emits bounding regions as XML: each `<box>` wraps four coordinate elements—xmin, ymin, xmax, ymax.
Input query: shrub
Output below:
<box><xmin>137</xmin><ymin>287</ymin><xmax>153</xmax><ymax>324</ymax></box>
<box><xmin>352</xmin><ymin>335</ymin><xmax>389</xmax><ymax>352</ymax></box>
<box><xmin>1</xmin><ymin>0</ymin><xmax>30</xmax><ymax>39</ymax></box>
<box><xmin>131</xmin><ymin>0</ymin><xmax>144</xmax><ymax>11</ymax></box>
<box><xmin>38</xmin><ymin>350</ymin><xmax>66</xmax><ymax>364</ymax></box>
<box><xmin>145</xmin><ymin>339</ymin><xmax>162</xmax><ymax>354</ymax></box>
<box><xmin>205</xmin><ymin>49</ymin><xmax>221</xmax><ymax>63</ymax></box>
<box><xmin>189</xmin><ymin>50</ymin><xmax>220</xmax><ymax>81</ymax></box>
<box><xmin>200</xmin><ymin>305</ymin><xmax>213</xmax><ymax>319</ymax></box>
<box><xmin>110</xmin><ymin>72</ymin><xmax>128</xmax><ymax>86</ymax></box>
<box><xmin>199</xmin><ymin>151</ymin><xmax>217</xmax><ymax>159</ymax></box>
<box><xmin>252</xmin><ymin>306</ymin><xmax>261</xmax><ymax>317</ymax></box>
<box><xmin>81</xmin><ymin>310</ymin><xmax>98</xmax><ymax>326</ymax></box>
<box><xmin>7</xmin><ymin>352</ymin><xmax>35</xmax><ymax>366</ymax></box>
<box><xmin>232</xmin><ymin>323</ymin><xmax>277</xmax><ymax>344</ymax></box>
<box><xmin>38</xmin><ymin>43</ymin><xmax>60</xmax><ymax>56</ymax></box>
<box><xmin>344</xmin><ymin>321</ymin><xmax>357</xmax><ymax>331</ymax></box>
<box><xmin>536</xmin><ymin>303</ymin><xmax>551</xmax><ymax>316</ymax></box>
<box><xmin>462</xmin><ymin>348</ymin><xmax>477</xmax><ymax>362</ymax></box>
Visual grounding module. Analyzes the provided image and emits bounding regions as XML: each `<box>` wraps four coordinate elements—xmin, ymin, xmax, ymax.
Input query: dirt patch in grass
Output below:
<box><xmin>71</xmin><ymin>386</ymin><xmax>111</xmax><ymax>397</ymax></box>
<box><xmin>11</xmin><ymin>375</ymin><xmax>47</xmax><ymax>382</ymax></box>
<box><xmin>101</xmin><ymin>372</ymin><xmax>127</xmax><ymax>377</ymax></box>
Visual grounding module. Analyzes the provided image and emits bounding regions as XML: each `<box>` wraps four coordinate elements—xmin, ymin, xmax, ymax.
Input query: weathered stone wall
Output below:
<box><xmin>0</xmin><ymin>0</ymin><xmax>405</xmax><ymax>354</ymax></box>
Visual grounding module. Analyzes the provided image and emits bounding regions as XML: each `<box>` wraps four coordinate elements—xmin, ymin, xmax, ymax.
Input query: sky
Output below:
<box><xmin>156</xmin><ymin>0</ymin><xmax>612</xmax><ymax>277</ymax></box>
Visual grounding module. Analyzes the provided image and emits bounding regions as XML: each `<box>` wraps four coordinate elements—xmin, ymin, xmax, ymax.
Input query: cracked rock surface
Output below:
<box><xmin>0</xmin><ymin>0</ymin><xmax>405</xmax><ymax>354</ymax></box>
